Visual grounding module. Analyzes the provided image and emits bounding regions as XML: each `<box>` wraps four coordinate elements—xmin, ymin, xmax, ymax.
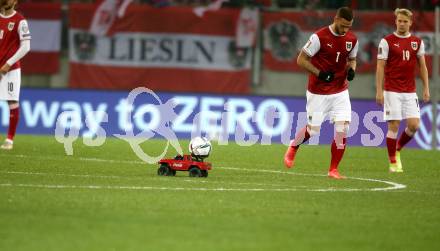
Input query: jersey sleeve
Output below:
<box><xmin>377</xmin><ymin>38</ymin><xmax>389</xmax><ymax>60</ymax></box>
<box><xmin>18</xmin><ymin>19</ymin><xmax>31</xmax><ymax>40</ymax></box>
<box><xmin>349</xmin><ymin>39</ymin><xmax>359</xmax><ymax>59</ymax></box>
<box><xmin>302</xmin><ymin>33</ymin><xmax>320</xmax><ymax>57</ymax></box>
<box><xmin>417</xmin><ymin>40</ymin><xmax>425</xmax><ymax>57</ymax></box>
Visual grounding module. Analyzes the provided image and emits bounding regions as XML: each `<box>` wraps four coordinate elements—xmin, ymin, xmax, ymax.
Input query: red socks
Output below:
<box><xmin>387</xmin><ymin>129</ymin><xmax>414</xmax><ymax>163</ymax></box>
<box><xmin>290</xmin><ymin>127</ymin><xmax>311</xmax><ymax>149</ymax></box>
<box><xmin>386</xmin><ymin>137</ymin><xmax>397</xmax><ymax>163</ymax></box>
<box><xmin>397</xmin><ymin>130</ymin><xmax>413</xmax><ymax>151</ymax></box>
<box><xmin>7</xmin><ymin>107</ymin><xmax>19</xmax><ymax>141</ymax></box>
<box><xmin>329</xmin><ymin>137</ymin><xmax>346</xmax><ymax>172</ymax></box>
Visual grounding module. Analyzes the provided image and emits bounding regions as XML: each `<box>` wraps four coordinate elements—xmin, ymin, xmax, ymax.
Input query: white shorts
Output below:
<box><xmin>383</xmin><ymin>91</ymin><xmax>420</xmax><ymax>121</ymax></box>
<box><xmin>0</xmin><ymin>68</ymin><xmax>21</xmax><ymax>101</ymax></box>
<box><xmin>306</xmin><ymin>90</ymin><xmax>351</xmax><ymax>126</ymax></box>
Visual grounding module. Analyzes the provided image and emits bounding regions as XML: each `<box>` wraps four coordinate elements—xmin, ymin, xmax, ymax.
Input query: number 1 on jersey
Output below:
<box><xmin>336</xmin><ymin>52</ymin><xmax>340</xmax><ymax>62</ymax></box>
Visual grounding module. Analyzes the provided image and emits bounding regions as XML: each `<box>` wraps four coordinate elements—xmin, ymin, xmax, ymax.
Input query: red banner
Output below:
<box><xmin>18</xmin><ymin>3</ymin><xmax>62</xmax><ymax>74</ymax></box>
<box><xmin>263</xmin><ymin>11</ymin><xmax>436</xmax><ymax>74</ymax></box>
<box><xmin>68</xmin><ymin>4</ymin><xmax>251</xmax><ymax>94</ymax></box>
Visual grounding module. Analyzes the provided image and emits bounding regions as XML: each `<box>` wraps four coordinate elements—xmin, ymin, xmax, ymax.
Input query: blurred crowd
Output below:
<box><xmin>18</xmin><ymin>0</ymin><xmax>439</xmax><ymax>10</ymax></box>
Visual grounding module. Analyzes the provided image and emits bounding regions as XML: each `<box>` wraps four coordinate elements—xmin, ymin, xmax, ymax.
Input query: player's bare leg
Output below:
<box><xmin>386</xmin><ymin>120</ymin><xmax>400</xmax><ymax>172</ymax></box>
<box><xmin>1</xmin><ymin>101</ymin><xmax>19</xmax><ymax>150</ymax></box>
<box><xmin>283</xmin><ymin>125</ymin><xmax>316</xmax><ymax>168</ymax></box>
<box><xmin>328</xmin><ymin>121</ymin><xmax>348</xmax><ymax>179</ymax></box>
<box><xmin>395</xmin><ymin>118</ymin><xmax>420</xmax><ymax>171</ymax></box>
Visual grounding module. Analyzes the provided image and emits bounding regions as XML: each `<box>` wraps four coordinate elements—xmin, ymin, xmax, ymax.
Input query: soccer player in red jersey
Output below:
<box><xmin>0</xmin><ymin>0</ymin><xmax>31</xmax><ymax>150</ymax></box>
<box><xmin>376</xmin><ymin>8</ymin><xmax>430</xmax><ymax>172</ymax></box>
<box><xmin>283</xmin><ymin>7</ymin><xmax>358</xmax><ymax>179</ymax></box>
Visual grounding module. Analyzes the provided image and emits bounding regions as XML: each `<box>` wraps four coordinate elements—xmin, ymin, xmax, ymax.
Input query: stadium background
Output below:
<box><xmin>4</xmin><ymin>0</ymin><xmax>438</xmax><ymax>150</ymax></box>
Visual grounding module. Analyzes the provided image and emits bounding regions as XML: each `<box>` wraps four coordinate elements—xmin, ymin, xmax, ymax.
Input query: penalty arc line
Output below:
<box><xmin>217</xmin><ymin>167</ymin><xmax>407</xmax><ymax>192</ymax></box>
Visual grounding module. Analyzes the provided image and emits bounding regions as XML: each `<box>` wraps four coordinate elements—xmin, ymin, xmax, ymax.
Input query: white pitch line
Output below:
<box><xmin>1</xmin><ymin>170</ymin><xmax>124</xmax><ymax>180</ymax></box>
<box><xmin>0</xmin><ymin>170</ymin><xmax>406</xmax><ymax>192</ymax></box>
<box><xmin>0</xmin><ymin>170</ymin><xmax>297</xmax><ymax>188</ymax></box>
<box><xmin>0</xmin><ymin>154</ymin><xmax>407</xmax><ymax>192</ymax></box>
<box><xmin>0</xmin><ymin>183</ymin><xmax>311</xmax><ymax>192</ymax></box>
<box><xmin>0</xmin><ymin>154</ymin><xmax>145</xmax><ymax>165</ymax></box>
<box><xmin>78</xmin><ymin>157</ymin><xmax>144</xmax><ymax>165</ymax></box>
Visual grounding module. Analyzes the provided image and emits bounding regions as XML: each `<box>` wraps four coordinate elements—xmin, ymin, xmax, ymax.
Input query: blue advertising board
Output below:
<box><xmin>0</xmin><ymin>88</ymin><xmax>438</xmax><ymax>150</ymax></box>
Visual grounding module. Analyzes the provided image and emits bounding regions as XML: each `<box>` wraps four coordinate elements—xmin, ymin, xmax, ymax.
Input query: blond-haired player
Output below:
<box><xmin>376</xmin><ymin>8</ymin><xmax>430</xmax><ymax>172</ymax></box>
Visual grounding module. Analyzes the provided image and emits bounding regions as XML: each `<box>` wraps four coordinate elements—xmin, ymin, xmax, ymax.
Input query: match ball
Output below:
<box><xmin>189</xmin><ymin>136</ymin><xmax>212</xmax><ymax>158</ymax></box>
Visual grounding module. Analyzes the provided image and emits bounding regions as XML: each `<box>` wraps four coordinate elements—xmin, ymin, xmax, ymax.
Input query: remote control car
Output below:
<box><xmin>157</xmin><ymin>154</ymin><xmax>212</xmax><ymax>177</ymax></box>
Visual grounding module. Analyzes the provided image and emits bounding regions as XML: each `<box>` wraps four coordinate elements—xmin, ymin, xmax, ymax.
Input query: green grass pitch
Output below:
<box><xmin>1</xmin><ymin>135</ymin><xmax>440</xmax><ymax>251</ymax></box>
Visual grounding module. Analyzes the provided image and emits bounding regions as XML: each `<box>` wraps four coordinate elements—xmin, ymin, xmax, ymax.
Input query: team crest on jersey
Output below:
<box><xmin>411</xmin><ymin>41</ymin><xmax>418</xmax><ymax>50</ymax></box>
<box><xmin>8</xmin><ymin>22</ymin><xmax>15</xmax><ymax>31</ymax></box>
<box><xmin>346</xmin><ymin>41</ymin><xmax>352</xmax><ymax>51</ymax></box>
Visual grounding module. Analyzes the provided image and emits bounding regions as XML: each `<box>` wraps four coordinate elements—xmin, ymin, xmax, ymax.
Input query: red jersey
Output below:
<box><xmin>302</xmin><ymin>26</ymin><xmax>358</xmax><ymax>95</ymax></box>
<box><xmin>378</xmin><ymin>33</ymin><xmax>424</xmax><ymax>93</ymax></box>
<box><xmin>0</xmin><ymin>11</ymin><xmax>31</xmax><ymax>70</ymax></box>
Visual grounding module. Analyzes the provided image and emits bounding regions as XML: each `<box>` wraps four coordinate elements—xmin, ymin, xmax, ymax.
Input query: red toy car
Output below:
<box><xmin>157</xmin><ymin>154</ymin><xmax>212</xmax><ymax>177</ymax></box>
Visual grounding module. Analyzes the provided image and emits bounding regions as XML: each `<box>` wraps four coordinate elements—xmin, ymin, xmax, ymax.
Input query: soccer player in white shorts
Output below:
<box><xmin>0</xmin><ymin>0</ymin><xmax>31</xmax><ymax>150</ymax></box>
<box><xmin>376</xmin><ymin>8</ymin><xmax>430</xmax><ymax>172</ymax></box>
<box><xmin>283</xmin><ymin>7</ymin><xmax>358</xmax><ymax>179</ymax></box>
